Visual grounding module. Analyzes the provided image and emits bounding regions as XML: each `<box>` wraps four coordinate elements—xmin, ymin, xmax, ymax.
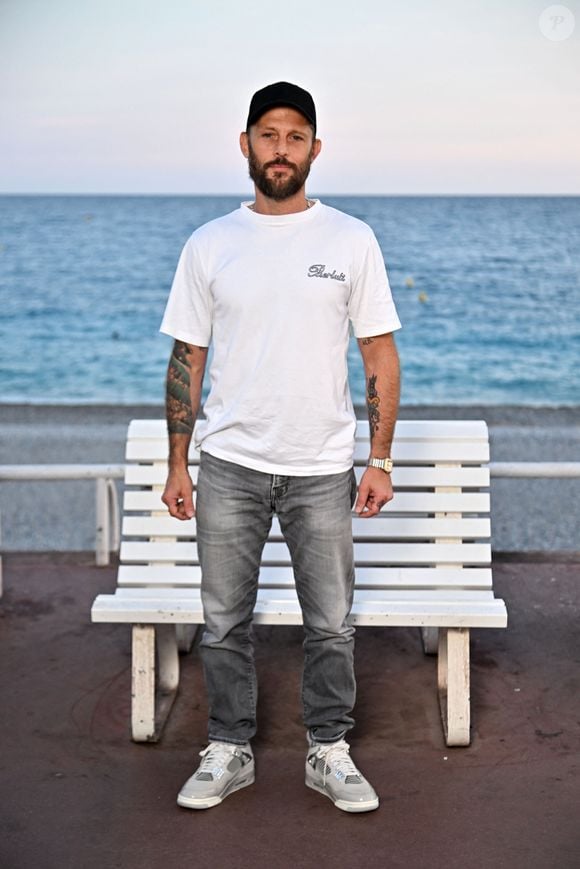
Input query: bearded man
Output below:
<box><xmin>160</xmin><ymin>81</ymin><xmax>401</xmax><ymax>813</ymax></box>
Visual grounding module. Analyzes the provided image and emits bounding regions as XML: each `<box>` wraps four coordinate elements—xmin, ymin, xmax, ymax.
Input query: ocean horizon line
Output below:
<box><xmin>1</xmin><ymin>192</ymin><xmax>579</xmax><ymax>199</ymax></box>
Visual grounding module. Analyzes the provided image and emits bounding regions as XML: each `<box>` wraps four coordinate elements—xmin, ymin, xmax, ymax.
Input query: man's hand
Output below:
<box><xmin>354</xmin><ymin>467</ymin><xmax>394</xmax><ymax>518</ymax></box>
<box><xmin>162</xmin><ymin>467</ymin><xmax>195</xmax><ymax>520</ymax></box>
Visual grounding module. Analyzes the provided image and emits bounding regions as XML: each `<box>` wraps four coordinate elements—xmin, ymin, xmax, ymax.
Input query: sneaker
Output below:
<box><xmin>177</xmin><ymin>741</ymin><xmax>255</xmax><ymax>810</ymax></box>
<box><xmin>306</xmin><ymin>738</ymin><xmax>379</xmax><ymax>813</ymax></box>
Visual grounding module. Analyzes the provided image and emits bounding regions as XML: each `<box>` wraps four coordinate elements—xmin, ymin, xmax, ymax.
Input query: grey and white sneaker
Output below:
<box><xmin>177</xmin><ymin>741</ymin><xmax>255</xmax><ymax>810</ymax></box>
<box><xmin>306</xmin><ymin>738</ymin><xmax>379</xmax><ymax>813</ymax></box>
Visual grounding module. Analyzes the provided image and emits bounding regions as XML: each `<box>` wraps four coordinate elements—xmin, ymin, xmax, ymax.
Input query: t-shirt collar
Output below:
<box><xmin>240</xmin><ymin>199</ymin><xmax>321</xmax><ymax>225</ymax></box>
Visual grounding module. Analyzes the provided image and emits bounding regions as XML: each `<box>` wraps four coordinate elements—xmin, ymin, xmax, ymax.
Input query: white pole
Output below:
<box><xmin>107</xmin><ymin>478</ymin><xmax>121</xmax><ymax>553</ymax></box>
<box><xmin>489</xmin><ymin>462</ymin><xmax>580</xmax><ymax>478</ymax></box>
<box><xmin>0</xmin><ymin>464</ymin><xmax>124</xmax><ymax>480</ymax></box>
<box><xmin>95</xmin><ymin>477</ymin><xmax>110</xmax><ymax>566</ymax></box>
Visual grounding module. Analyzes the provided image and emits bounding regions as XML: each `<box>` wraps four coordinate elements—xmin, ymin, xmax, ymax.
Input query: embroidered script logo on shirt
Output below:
<box><xmin>308</xmin><ymin>264</ymin><xmax>346</xmax><ymax>282</ymax></box>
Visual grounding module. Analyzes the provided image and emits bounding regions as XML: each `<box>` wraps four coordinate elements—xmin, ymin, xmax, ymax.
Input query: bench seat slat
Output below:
<box><xmin>128</xmin><ymin>462</ymin><xmax>500</xmax><ymax>490</ymax></box>
<box><xmin>120</xmin><ymin>540</ymin><xmax>492</xmax><ymax>565</ymax></box>
<box><xmin>122</xmin><ymin>515</ymin><xmax>491</xmax><ymax>540</ymax></box>
<box><xmin>359</xmin><ymin>420</ymin><xmax>489</xmax><ymax>440</ymax></box>
<box><xmin>122</xmin><ymin>472</ymin><xmax>490</xmax><ymax>513</ymax></box>
<box><xmin>368</xmin><ymin>441</ymin><xmax>489</xmax><ymax>463</ymax></box>
<box><xmin>117</xmin><ymin>564</ymin><xmax>494</xmax><ymax>589</ymax></box>
<box><xmin>92</xmin><ymin>593</ymin><xmax>507</xmax><ymax>628</ymax></box>
<box><xmin>125</xmin><ymin>440</ymin><xmax>490</xmax><ymax>464</ymax></box>
<box><xmin>113</xmin><ymin>586</ymin><xmax>497</xmax><ymax>603</ymax></box>
<box><xmin>127</xmin><ymin>418</ymin><xmax>490</xmax><ymax>442</ymax></box>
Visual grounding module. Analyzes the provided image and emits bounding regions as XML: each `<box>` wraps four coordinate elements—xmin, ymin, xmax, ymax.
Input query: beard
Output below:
<box><xmin>247</xmin><ymin>141</ymin><xmax>314</xmax><ymax>201</ymax></box>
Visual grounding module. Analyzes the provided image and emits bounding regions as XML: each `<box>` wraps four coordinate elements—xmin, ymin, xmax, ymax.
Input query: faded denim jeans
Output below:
<box><xmin>195</xmin><ymin>450</ymin><xmax>358</xmax><ymax>746</ymax></box>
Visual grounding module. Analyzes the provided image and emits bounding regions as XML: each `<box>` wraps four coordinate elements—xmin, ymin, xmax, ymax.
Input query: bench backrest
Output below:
<box><xmin>118</xmin><ymin>419</ymin><xmax>492</xmax><ymax>596</ymax></box>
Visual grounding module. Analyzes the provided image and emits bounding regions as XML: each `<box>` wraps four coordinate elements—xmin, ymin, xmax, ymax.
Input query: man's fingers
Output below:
<box><xmin>162</xmin><ymin>481</ymin><xmax>196</xmax><ymax>521</ymax></box>
<box><xmin>354</xmin><ymin>483</ymin><xmax>370</xmax><ymax>515</ymax></box>
<box><xmin>180</xmin><ymin>494</ymin><xmax>195</xmax><ymax>519</ymax></box>
<box><xmin>355</xmin><ymin>487</ymin><xmax>393</xmax><ymax>518</ymax></box>
<box><xmin>358</xmin><ymin>500</ymin><xmax>381</xmax><ymax>518</ymax></box>
<box><xmin>164</xmin><ymin>496</ymin><xmax>182</xmax><ymax>519</ymax></box>
<box><xmin>166</xmin><ymin>496</ymin><xmax>196</xmax><ymax>520</ymax></box>
<box><xmin>354</xmin><ymin>483</ymin><xmax>381</xmax><ymax>518</ymax></box>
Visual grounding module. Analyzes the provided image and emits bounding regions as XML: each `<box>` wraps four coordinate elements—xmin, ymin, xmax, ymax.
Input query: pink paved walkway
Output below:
<box><xmin>1</xmin><ymin>553</ymin><xmax>579</xmax><ymax>869</ymax></box>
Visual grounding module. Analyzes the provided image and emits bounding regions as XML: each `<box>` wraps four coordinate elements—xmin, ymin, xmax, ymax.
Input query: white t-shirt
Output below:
<box><xmin>160</xmin><ymin>199</ymin><xmax>401</xmax><ymax>475</ymax></box>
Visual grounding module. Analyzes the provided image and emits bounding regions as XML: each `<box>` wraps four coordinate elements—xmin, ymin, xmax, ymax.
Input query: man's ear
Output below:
<box><xmin>311</xmin><ymin>138</ymin><xmax>322</xmax><ymax>162</ymax></box>
<box><xmin>240</xmin><ymin>131</ymin><xmax>249</xmax><ymax>158</ymax></box>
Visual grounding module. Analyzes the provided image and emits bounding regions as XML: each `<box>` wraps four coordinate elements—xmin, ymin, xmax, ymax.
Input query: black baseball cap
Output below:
<box><xmin>246</xmin><ymin>81</ymin><xmax>317</xmax><ymax>135</ymax></box>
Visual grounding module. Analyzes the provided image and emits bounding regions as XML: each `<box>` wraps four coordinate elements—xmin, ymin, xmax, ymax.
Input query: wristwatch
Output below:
<box><xmin>367</xmin><ymin>457</ymin><xmax>393</xmax><ymax>474</ymax></box>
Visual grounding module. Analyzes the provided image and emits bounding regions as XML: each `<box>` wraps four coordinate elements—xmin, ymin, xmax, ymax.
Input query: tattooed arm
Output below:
<box><xmin>161</xmin><ymin>340</ymin><xmax>208</xmax><ymax>520</ymax></box>
<box><xmin>354</xmin><ymin>333</ymin><xmax>400</xmax><ymax>518</ymax></box>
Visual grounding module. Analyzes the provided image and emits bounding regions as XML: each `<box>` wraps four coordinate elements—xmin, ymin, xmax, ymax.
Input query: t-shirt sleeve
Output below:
<box><xmin>348</xmin><ymin>228</ymin><xmax>402</xmax><ymax>338</ymax></box>
<box><xmin>159</xmin><ymin>236</ymin><xmax>212</xmax><ymax>346</ymax></box>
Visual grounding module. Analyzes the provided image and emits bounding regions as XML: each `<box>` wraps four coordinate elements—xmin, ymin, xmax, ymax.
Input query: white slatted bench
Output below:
<box><xmin>91</xmin><ymin>419</ymin><xmax>507</xmax><ymax>747</ymax></box>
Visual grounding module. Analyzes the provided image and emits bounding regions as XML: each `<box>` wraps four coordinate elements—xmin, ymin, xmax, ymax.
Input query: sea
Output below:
<box><xmin>0</xmin><ymin>195</ymin><xmax>578</xmax><ymax>406</ymax></box>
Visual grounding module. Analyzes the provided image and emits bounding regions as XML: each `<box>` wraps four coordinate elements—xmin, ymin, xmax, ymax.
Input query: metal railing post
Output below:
<box><xmin>95</xmin><ymin>477</ymin><xmax>110</xmax><ymax>566</ymax></box>
<box><xmin>107</xmin><ymin>478</ymin><xmax>121</xmax><ymax>554</ymax></box>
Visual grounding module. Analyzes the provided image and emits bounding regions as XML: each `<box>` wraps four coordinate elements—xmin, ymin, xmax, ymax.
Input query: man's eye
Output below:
<box><xmin>292</xmin><ymin>135</ymin><xmax>304</xmax><ymax>141</ymax></box>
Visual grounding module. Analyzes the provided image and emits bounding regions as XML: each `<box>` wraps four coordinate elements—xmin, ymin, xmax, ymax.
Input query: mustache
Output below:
<box><xmin>265</xmin><ymin>158</ymin><xmax>296</xmax><ymax>169</ymax></box>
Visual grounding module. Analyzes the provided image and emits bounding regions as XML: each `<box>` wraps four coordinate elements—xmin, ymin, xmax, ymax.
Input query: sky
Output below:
<box><xmin>0</xmin><ymin>0</ymin><xmax>579</xmax><ymax>194</ymax></box>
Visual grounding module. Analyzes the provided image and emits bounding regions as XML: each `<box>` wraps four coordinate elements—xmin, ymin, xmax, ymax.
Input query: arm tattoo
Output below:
<box><xmin>366</xmin><ymin>373</ymin><xmax>381</xmax><ymax>437</ymax></box>
<box><xmin>361</xmin><ymin>337</ymin><xmax>375</xmax><ymax>345</ymax></box>
<box><xmin>166</xmin><ymin>341</ymin><xmax>194</xmax><ymax>434</ymax></box>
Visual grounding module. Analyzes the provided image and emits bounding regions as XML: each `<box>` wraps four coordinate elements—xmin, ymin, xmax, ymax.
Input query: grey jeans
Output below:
<box><xmin>195</xmin><ymin>450</ymin><xmax>358</xmax><ymax>746</ymax></box>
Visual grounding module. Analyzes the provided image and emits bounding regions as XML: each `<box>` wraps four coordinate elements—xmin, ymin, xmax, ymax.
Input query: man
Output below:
<box><xmin>160</xmin><ymin>82</ymin><xmax>401</xmax><ymax>814</ymax></box>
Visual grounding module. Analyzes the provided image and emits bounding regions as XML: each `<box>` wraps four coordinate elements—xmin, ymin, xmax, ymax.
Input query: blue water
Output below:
<box><xmin>0</xmin><ymin>195</ymin><xmax>579</xmax><ymax>406</ymax></box>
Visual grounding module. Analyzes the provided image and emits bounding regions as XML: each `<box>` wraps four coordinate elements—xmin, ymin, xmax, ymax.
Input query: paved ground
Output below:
<box><xmin>0</xmin><ymin>553</ymin><xmax>579</xmax><ymax>869</ymax></box>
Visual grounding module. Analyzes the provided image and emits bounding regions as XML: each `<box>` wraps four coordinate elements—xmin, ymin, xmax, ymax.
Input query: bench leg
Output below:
<box><xmin>421</xmin><ymin>626</ymin><xmax>439</xmax><ymax>655</ymax></box>
<box><xmin>131</xmin><ymin>624</ymin><xmax>180</xmax><ymax>743</ymax></box>
<box><xmin>437</xmin><ymin>627</ymin><xmax>470</xmax><ymax>747</ymax></box>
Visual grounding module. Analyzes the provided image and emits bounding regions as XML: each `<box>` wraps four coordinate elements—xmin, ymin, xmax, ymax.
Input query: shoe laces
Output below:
<box><xmin>197</xmin><ymin>741</ymin><xmax>244</xmax><ymax>778</ymax></box>
<box><xmin>313</xmin><ymin>739</ymin><xmax>360</xmax><ymax>787</ymax></box>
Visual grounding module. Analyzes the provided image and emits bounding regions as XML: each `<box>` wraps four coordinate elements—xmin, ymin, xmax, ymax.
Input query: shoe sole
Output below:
<box><xmin>177</xmin><ymin>771</ymin><xmax>255</xmax><ymax>810</ymax></box>
<box><xmin>306</xmin><ymin>779</ymin><xmax>379</xmax><ymax>814</ymax></box>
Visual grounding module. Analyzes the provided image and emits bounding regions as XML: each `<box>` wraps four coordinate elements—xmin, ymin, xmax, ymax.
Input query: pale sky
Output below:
<box><xmin>1</xmin><ymin>0</ymin><xmax>578</xmax><ymax>194</ymax></box>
